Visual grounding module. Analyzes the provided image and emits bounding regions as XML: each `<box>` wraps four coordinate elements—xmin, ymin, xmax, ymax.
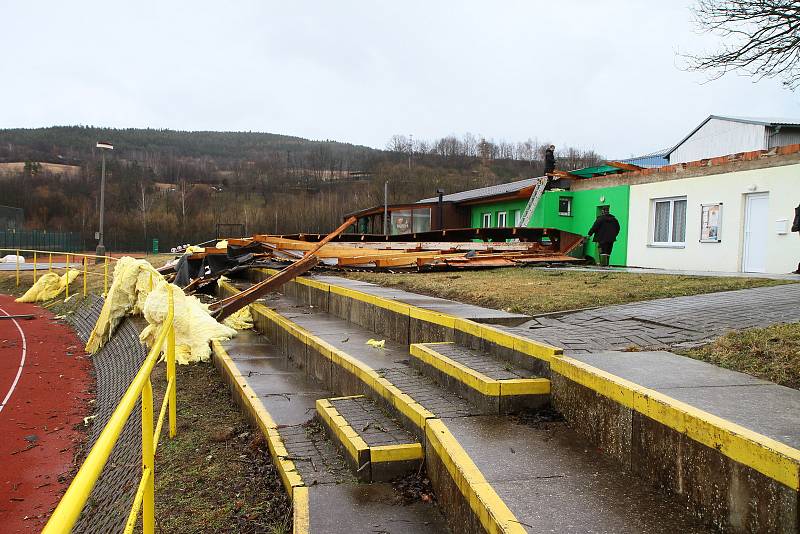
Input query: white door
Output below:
<box><xmin>743</xmin><ymin>193</ymin><xmax>769</xmax><ymax>273</ymax></box>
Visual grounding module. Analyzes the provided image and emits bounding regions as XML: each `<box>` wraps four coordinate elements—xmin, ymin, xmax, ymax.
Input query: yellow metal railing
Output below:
<box><xmin>1</xmin><ymin>249</ymin><xmax>117</xmax><ymax>297</ymax></box>
<box><xmin>41</xmin><ymin>288</ymin><xmax>177</xmax><ymax>534</ymax></box>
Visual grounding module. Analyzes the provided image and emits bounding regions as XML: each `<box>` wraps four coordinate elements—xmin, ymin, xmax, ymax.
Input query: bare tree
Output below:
<box><xmin>684</xmin><ymin>1</ymin><xmax>800</xmax><ymax>89</ymax></box>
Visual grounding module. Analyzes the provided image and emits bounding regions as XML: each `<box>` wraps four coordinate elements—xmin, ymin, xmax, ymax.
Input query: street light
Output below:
<box><xmin>95</xmin><ymin>141</ymin><xmax>113</xmax><ymax>261</ymax></box>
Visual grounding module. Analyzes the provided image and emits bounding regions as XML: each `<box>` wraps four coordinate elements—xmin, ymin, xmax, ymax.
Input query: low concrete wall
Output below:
<box><xmin>550</xmin><ymin>357</ymin><xmax>799</xmax><ymax>533</ymax></box>
<box><xmin>229</xmin><ymin>273</ymin><xmax>800</xmax><ymax>533</ymax></box>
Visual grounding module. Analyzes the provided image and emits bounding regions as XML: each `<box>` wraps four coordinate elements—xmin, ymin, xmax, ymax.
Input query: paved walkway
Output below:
<box><xmin>505</xmin><ymin>283</ymin><xmax>800</xmax><ymax>353</ymax></box>
<box><xmin>530</xmin><ymin>265</ymin><xmax>800</xmax><ymax>281</ymax></box>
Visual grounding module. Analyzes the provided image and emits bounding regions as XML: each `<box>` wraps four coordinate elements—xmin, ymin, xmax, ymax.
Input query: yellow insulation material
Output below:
<box><xmin>140</xmin><ymin>281</ymin><xmax>237</xmax><ymax>364</ymax></box>
<box><xmin>185</xmin><ymin>245</ymin><xmax>205</xmax><ymax>254</ymax></box>
<box><xmin>86</xmin><ymin>257</ymin><xmax>162</xmax><ymax>353</ymax></box>
<box><xmin>215</xmin><ymin>240</ymin><xmax>228</xmax><ymax>249</ymax></box>
<box><xmin>15</xmin><ymin>269</ymin><xmax>81</xmax><ymax>303</ymax></box>
<box><xmin>223</xmin><ymin>306</ymin><xmax>253</xmax><ymax>330</ymax></box>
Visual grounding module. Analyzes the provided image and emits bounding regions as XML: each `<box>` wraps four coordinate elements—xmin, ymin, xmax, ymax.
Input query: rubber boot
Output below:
<box><xmin>599</xmin><ymin>254</ymin><xmax>610</xmax><ymax>267</ymax></box>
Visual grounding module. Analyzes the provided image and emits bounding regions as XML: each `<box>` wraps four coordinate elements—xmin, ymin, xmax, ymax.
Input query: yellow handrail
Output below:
<box><xmin>42</xmin><ymin>288</ymin><xmax>177</xmax><ymax>534</ymax></box>
<box><xmin>1</xmin><ymin>248</ymin><xmax>119</xmax><ymax>295</ymax></box>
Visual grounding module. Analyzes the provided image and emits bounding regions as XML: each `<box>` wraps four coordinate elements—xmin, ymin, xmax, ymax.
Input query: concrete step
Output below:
<box><xmin>316</xmin><ymin>395</ymin><xmax>423</xmax><ymax>482</ymax></box>
<box><xmin>211</xmin><ymin>330</ymin><xmax>448</xmax><ymax>534</ymax></box>
<box><xmin>230</xmin><ymin>284</ymin><xmax>712</xmax><ymax>534</ymax></box>
<box><xmin>409</xmin><ymin>342</ymin><xmax>549</xmax><ymax>414</ymax></box>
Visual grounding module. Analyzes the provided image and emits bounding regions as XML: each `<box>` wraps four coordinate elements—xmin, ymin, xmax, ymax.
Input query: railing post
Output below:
<box><xmin>167</xmin><ymin>289</ymin><xmax>177</xmax><ymax>438</ymax></box>
<box><xmin>83</xmin><ymin>256</ymin><xmax>88</xmax><ymax>297</ymax></box>
<box><xmin>65</xmin><ymin>254</ymin><xmax>70</xmax><ymax>298</ymax></box>
<box><xmin>141</xmin><ymin>379</ymin><xmax>155</xmax><ymax>534</ymax></box>
<box><xmin>15</xmin><ymin>249</ymin><xmax>19</xmax><ymax>287</ymax></box>
<box><xmin>103</xmin><ymin>256</ymin><xmax>109</xmax><ymax>296</ymax></box>
<box><xmin>33</xmin><ymin>251</ymin><xmax>37</xmax><ymax>283</ymax></box>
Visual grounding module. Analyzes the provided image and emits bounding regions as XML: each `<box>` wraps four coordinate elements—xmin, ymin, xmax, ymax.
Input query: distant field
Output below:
<box><xmin>0</xmin><ymin>162</ymin><xmax>81</xmax><ymax>176</ymax></box>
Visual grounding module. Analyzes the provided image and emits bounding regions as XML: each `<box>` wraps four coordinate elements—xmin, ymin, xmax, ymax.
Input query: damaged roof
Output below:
<box><xmin>418</xmin><ymin>177</ymin><xmax>540</xmax><ymax>204</ymax></box>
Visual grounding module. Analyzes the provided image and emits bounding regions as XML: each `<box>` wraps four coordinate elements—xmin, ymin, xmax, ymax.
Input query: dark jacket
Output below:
<box><xmin>588</xmin><ymin>213</ymin><xmax>620</xmax><ymax>244</ymax></box>
<box><xmin>544</xmin><ymin>148</ymin><xmax>555</xmax><ymax>174</ymax></box>
<box><xmin>792</xmin><ymin>204</ymin><xmax>800</xmax><ymax>234</ymax></box>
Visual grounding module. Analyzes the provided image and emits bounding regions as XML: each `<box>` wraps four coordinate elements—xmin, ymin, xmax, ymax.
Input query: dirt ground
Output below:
<box><xmin>152</xmin><ymin>362</ymin><xmax>291</xmax><ymax>533</ymax></box>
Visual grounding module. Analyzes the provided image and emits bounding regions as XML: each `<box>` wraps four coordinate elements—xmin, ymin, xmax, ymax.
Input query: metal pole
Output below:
<box><xmin>33</xmin><ymin>251</ymin><xmax>37</xmax><ymax>283</ymax></box>
<box><xmin>383</xmin><ymin>181</ymin><xmax>389</xmax><ymax>236</ymax></box>
<box><xmin>103</xmin><ymin>256</ymin><xmax>109</xmax><ymax>296</ymax></box>
<box><xmin>65</xmin><ymin>254</ymin><xmax>70</xmax><ymax>298</ymax></box>
<box><xmin>15</xmin><ymin>249</ymin><xmax>20</xmax><ymax>287</ymax></box>
<box><xmin>83</xmin><ymin>257</ymin><xmax>88</xmax><ymax>297</ymax></box>
<box><xmin>96</xmin><ymin>151</ymin><xmax>107</xmax><ymax>261</ymax></box>
<box><xmin>167</xmin><ymin>290</ymin><xmax>176</xmax><ymax>438</ymax></box>
<box><xmin>141</xmin><ymin>379</ymin><xmax>155</xmax><ymax>534</ymax></box>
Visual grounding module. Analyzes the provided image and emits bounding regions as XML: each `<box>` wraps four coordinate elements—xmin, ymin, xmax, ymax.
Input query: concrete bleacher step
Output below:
<box><xmin>316</xmin><ymin>395</ymin><xmax>423</xmax><ymax>482</ymax></box>
<box><xmin>409</xmin><ymin>342</ymin><xmax>550</xmax><ymax>413</ymax></box>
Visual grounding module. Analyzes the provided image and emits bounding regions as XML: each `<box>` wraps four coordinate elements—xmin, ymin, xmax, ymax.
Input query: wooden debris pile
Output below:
<box><xmin>158</xmin><ymin>220</ymin><xmax>584</xmax><ymax>319</ymax></box>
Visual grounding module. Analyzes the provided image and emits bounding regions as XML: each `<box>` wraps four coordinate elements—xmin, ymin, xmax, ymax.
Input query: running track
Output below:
<box><xmin>0</xmin><ymin>295</ymin><xmax>93</xmax><ymax>532</ymax></box>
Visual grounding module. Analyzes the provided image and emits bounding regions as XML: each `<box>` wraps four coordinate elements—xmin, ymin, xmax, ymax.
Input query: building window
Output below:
<box><xmin>497</xmin><ymin>211</ymin><xmax>507</xmax><ymax>227</ymax></box>
<box><xmin>513</xmin><ymin>210</ymin><xmax>521</xmax><ymax>226</ymax></box>
<box><xmin>390</xmin><ymin>210</ymin><xmax>412</xmax><ymax>235</ymax></box>
<box><xmin>652</xmin><ymin>197</ymin><xmax>687</xmax><ymax>246</ymax></box>
<box><xmin>558</xmin><ymin>197</ymin><xmax>572</xmax><ymax>216</ymax></box>
<box><xmin>412</xmin><ymin>208</ymin><xmax>431</xmax><ymax>233</ymax></box>
<box><xmin>482</xmin><ymin>212</ymin><xmax>492</xmax><ymax>228</ymax></box>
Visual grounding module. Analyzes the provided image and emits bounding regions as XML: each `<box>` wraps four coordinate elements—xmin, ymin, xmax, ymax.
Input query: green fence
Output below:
<box><xmin>0</xmin><ymin>230</ymin><xmax>83</xmax><ymax>252</ymax></box>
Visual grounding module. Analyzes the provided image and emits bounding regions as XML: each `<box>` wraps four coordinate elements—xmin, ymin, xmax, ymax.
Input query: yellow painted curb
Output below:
<box><xmin>410</xmin><ymin>343</ymin><xmax>550</xmax><ymax>398</ymax></box>
<box><xmin>211</xmin><ymin>340</ymin><xmax>304</xmax><ymax>495</ymax></box>
<box><xmin>552</xmin><ymin>356</ymin><xmax>800</xmax><ymax>490</ymax></box>
<box><xmin>292</xmin><ymin>486</ymin><xmax>310</xmax><ymax>534</ymax></box>
<box><xmin>426</xmin><ymin>419</ymin><xmax>526</xmax><ymax>534</ymax></box>
<box><xmin>372</xmin><ymin>443</ymin><xmax>424</xmax><ymax>463</ymax></box>
<box><xmin>316</xmin><ymin>398</ymin><xmax>369</xmax><ymax>466</ymax></box>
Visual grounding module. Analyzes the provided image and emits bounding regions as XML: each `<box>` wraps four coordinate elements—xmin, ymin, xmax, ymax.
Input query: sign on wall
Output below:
<box><xmin>700</xmin><ymin>203</ymin><xmax>722</xmax><ymax>242</ymax></box>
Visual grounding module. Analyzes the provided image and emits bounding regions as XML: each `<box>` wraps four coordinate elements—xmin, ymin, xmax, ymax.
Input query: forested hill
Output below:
<box><xmin>0</xmin><ymin>126</ymin><xmax>380</xmax><ymax>168</ymax></box>
<box><xmin>0</xmin><ymin>126</ymin><xmax>603</xmax><ymax>251</ymax></box>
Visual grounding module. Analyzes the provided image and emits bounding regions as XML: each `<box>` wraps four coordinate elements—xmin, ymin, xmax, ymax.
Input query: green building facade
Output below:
<box><xmin>469</xmin><ymin>185</ymin><xmax>630</xmax><ymax>265</ymax></box>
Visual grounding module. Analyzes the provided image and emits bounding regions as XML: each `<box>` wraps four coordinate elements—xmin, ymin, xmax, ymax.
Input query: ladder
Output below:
<box><xmin>518</xmin><ymin>176</ymin><xmax>549</xmax><ymax>227</ymax></box>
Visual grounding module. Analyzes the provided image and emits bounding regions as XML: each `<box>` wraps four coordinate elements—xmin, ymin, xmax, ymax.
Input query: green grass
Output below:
<box><xmin>344</xmin><ymin>269</ymin><xmax>792</xmax><ymax>316</ymax></box>
<box><xmin>681</xmin><ymin>323</ymin><xmax>800</xmax><ymax>390</ymax></box>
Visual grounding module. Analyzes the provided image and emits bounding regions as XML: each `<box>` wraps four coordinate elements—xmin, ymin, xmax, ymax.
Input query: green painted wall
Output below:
<box><xmin>469</xmin><ymin>185</ymin><xmax>630</xmax><ymax>265</ymax></box>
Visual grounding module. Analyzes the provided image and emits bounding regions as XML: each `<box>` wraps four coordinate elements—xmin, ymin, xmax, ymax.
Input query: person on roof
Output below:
<box><xmin>544</xmin><ymin>145</ymin><xmax>556</xmax><ymax>175</ymax></box>
<box><xmin>543</xmin><ymin>145</ymin><xmax>558</xmax><ymax>190</ymax></box>
<box><xmin>587</xmin><ymin>206</ymin><xmax>620</xmax><ymax>267</ymax></box>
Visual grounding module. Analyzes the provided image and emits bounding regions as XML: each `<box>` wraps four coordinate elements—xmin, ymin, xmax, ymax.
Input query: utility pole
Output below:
<box><xmin>95</xmin><ymin>141</ymin><xmax>113</xmax><ymax>262</ymax></box>
<box><xmin>383</xmin><ymin>181</ymin><xmax>389</xmax><ymax>236</ymax></box>
<box><xmin>408</xmin><ymin>134</ymin><xmax>413</xmax><ymax>169</ymax></box>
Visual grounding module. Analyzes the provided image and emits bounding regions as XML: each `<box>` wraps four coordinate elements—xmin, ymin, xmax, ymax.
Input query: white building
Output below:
<box><xmin>667</xmin><ymin>116</ymin><xmax>800</xmax><ymax>165</ymax></box>
<box><xmin>626</xmin><ymin>157</ymin><xmax>800</xmax><ymax>274</ymax></box>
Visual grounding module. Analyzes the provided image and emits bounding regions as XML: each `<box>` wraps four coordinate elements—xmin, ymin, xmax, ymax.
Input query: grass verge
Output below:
<box><xmin>344</xmin><ymin>269</ymin><xmax>791</xmax><ymax>315</ymax></box>
<box><xmin>680</xmin><ymin>323</ymin><xmax>800</xmax><ymax>390</ymax></box>
<box><xmin>153</xmin><ymin>362</ymin><xmax>292</xmax><ymax>533</ymax></box>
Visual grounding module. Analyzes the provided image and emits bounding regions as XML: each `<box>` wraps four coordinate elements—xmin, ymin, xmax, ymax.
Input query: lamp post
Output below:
<box><xmin>95</xmin><ymin>141</ymin><xmax>113</xmax><ymax>261</ymax></box>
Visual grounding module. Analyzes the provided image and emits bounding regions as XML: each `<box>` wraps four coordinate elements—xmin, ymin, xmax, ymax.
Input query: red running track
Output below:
<box><xmin>0</xmin><ymin>295</ymin><xmax>93</xmax><ymax>532</ymax></box>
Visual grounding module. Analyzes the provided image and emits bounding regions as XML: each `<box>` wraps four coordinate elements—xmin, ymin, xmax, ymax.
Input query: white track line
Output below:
<box><xmin>0</xmin><ymin>305</ymin><xmax>27</xmax><ymax>414</ymax></box>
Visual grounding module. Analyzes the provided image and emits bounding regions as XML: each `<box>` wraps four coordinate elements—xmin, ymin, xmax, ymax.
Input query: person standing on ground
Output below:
<box><xmin>587</xmin><ymin>206</ymin><xmax>620</xmax><ymax>267</ymax></box>
<box><xmin>792</xmin><ymin>203</ymin><xmax>800</xmax><ymax>274</ymax></box>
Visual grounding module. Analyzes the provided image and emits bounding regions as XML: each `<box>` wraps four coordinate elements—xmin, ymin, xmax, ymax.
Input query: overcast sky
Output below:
<box><xmin>2</xmin><ymin>0</ymin><xmax>799</xmax><ymax>157</ymax></box>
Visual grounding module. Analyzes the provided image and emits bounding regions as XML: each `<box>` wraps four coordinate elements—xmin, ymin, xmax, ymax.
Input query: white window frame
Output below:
<box><xmin>482</xmin><ymin>212</ymin><xmax>492</xmax><ymax>228</ymax></box>
<box><xmin>496</xmin><ymin>211</ymin><xmax>507</xmax><ymax>227</ymax></box>
<box><xmin>650</xmin><ymin>196</ymin><xmax>687</xmax><ymax>247</ymax></box>
<box><xmin>558</xmin><ymin>196</ymin><xmax>572</xmax><ymax>216</ymax></box>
